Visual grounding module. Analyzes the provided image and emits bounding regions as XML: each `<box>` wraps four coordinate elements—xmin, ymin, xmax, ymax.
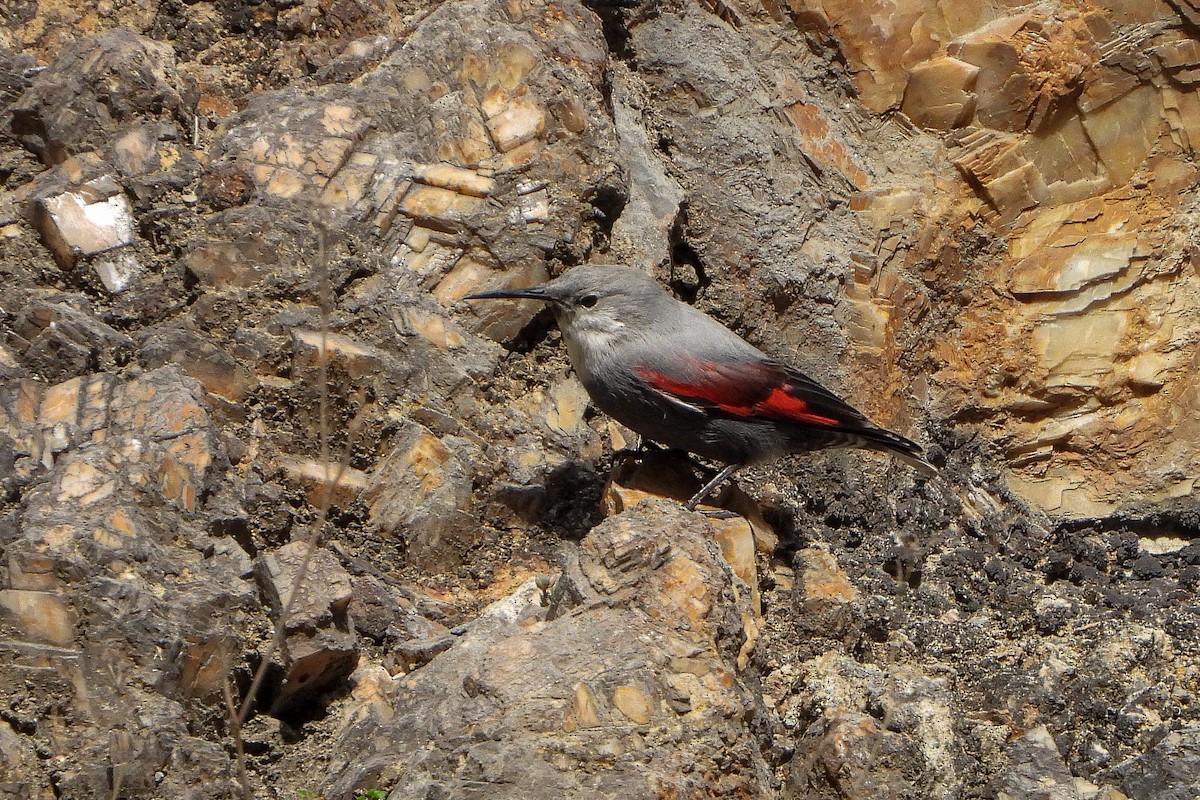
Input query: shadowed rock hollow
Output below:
<box><xmin>2</xmin><ymin>0</ymin><xmax>1200</xmax><ymax>798</ymax></box>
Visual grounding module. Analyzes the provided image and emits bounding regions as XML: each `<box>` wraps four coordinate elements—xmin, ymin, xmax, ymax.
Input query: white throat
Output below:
<box><xmin>559</xmin><ymin>314</ymin><xmax>627</xmax><ymax>377</ymax></box>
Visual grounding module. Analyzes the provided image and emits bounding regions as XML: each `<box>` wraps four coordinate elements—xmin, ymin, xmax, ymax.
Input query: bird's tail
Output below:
<box><xmin>858</xmin><ymin>426</ymin><xmax>939</xmax><ymax>476</ymax></box>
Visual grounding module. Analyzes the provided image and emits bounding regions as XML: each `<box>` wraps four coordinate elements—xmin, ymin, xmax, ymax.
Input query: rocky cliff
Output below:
<box><xmin>2</xmin><ymin>0</ymin><xmax>1200</xmax><ymax>798</ymax></box>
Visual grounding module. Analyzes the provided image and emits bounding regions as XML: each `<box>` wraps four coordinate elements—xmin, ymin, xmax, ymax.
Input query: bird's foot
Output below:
<box><xmin>612</xmin><ymin>440</ymin><xmax>684</xmax><ymax>461</ymax></box>
<box><xmin>698</xmin><ymin>508</ymin><xmax>740</xmax><ymax>520</ymax></box>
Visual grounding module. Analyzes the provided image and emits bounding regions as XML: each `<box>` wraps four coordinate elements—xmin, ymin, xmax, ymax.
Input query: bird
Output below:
<box><xmin>466</xmin><ymin>265</ymin><xmax>935</xmax><ymax>510</ymax></box>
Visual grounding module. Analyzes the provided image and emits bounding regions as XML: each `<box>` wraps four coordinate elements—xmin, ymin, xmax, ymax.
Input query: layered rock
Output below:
<box><xmin>1</xmin><ymin>0</ymin><xmax>1199</xmax><ymax>798</ymax></box>
<box><xmin>323</xmin><ymin>501</ymin><xmax>770</xmax><ymax>798</ymax></box>
<box><xmin>818</xmin><ymin>0</ymin><xmax>1200</xmax><ymax>516</ymax></box>
<box><xmin>0</xmin><ymin>366</ymin><xmax>252</xmax><ymax>798</ymax></box>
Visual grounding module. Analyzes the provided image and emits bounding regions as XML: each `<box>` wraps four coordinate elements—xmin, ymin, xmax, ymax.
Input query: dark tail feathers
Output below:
<box><xmin>859</xmin><ymin>426</ymin><xmax>938</xmax><ymax>476</ymax></box>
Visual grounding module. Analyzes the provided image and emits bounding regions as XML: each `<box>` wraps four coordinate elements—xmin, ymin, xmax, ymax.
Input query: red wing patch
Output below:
<box><xmin>757</xmin><ymin>387</ymin><xmax>841</xmax><ymax>427</ymax></box>
<box><xmin>635</xmin><ymin>368</ymin><xmax>755</xmax><ymax>414</ymax></box>
<box><xmin>635</xmin><ymin>362</ymin><xmax>843</xmax><ymax>428</ymax></box>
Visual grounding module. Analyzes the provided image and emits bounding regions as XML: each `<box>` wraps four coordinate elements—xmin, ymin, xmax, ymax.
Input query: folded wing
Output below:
<box><xmin>634</xmin><ymin>357</ymin><xmax>935</xmax><ymax>473</ymax></box>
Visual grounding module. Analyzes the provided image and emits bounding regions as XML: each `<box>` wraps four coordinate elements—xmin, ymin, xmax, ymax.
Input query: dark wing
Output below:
<box><xmin>634</xmin><ymin>357</ymin><xmax>935</xmax><ymax>472</ymax></box>
<box><xmin>633</xmin><ymin>358</ymin><xmax>866</xmax><ymax>427</ymax></box>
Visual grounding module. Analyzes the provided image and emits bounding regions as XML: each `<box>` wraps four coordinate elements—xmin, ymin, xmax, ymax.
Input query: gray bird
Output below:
<box><xmin>467</xmin><ymin>265</ymin><xmax>935</xmax><ymax>510</ymax></box>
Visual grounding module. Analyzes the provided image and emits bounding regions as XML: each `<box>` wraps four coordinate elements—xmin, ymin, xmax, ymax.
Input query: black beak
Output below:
<box><xmin>463</xmin><ymin>286</ymin><xmax>559</xmax><ymax>303</ymax></box>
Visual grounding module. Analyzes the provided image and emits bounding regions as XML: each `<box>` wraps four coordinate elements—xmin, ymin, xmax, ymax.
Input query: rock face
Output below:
<box><xmin>843</xmin><ymin>2</ymin><xmax>1200</xmax><ymax>519</ymax></box>
<box><xmin>325</xmin><ymin>500</ymin><xmax>769</xmax><ymax>798</ymax></box>
<box><xmin>1</xmin><ymin>1</ymin><xmax>1199</xmax><ymax>799</ymax></box>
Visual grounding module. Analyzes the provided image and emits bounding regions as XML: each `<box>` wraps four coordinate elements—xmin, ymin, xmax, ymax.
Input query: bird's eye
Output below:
<box><xmin>578</xmin><ymin>294</ymin><xmax>599</xmax><ymax>308</ymax></box>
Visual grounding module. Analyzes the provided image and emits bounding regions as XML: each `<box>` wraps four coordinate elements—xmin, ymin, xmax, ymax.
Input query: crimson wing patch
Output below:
<box><xmin>634</xmin><ymin>358</ymin><xmax>867</xmax><ymax>430</ymax></box>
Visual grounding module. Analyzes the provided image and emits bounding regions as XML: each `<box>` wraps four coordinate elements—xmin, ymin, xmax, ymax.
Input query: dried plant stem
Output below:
<box><xmin>229</xmin><ymin>229</ymin><xmax>359</xmax><ymax>799</ymax></box>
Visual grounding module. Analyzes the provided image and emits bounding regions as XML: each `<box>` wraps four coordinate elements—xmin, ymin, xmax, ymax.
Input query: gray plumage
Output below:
<box><xmin>468</xmin><ymin>265</ymin><xmax>935</xmax><ymax>507</ymax></box>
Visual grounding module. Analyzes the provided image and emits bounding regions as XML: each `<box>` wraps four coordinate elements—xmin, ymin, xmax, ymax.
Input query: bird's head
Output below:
<box><xmin>465</xmin><ymin>265</ymin><xmax>666</xmax><ymax>345</ymax></box>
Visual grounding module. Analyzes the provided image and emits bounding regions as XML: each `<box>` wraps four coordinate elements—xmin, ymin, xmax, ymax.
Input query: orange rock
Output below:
<box><xmin>0</xmin><ymin>589</ymin><xmax>77</xmax><ymax>645</ymax></box>
<box><xmin>902</xmin><ymin>57</ymin><xmax>980</xmax><ymax>130</ymax></box>
<box><xmin>280</xmin><ymin>457</ymin><xmax>370</xmax><ymax>508</ymax></box>
<box><xmin>782</xmin><ymin>102</ymin><xmax>869</xmax><ymax>189</ymax></box>
<box><xmin>612</xmin><ymin>685</ymin><xmax>655</xmax><ymax>724</ymax></box>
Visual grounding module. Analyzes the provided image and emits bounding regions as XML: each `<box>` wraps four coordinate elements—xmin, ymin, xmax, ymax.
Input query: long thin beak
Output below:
<box><xmin>463</xmin><ymin>286</ymin><xmax>559</xmax><ymax>303</ymax></box>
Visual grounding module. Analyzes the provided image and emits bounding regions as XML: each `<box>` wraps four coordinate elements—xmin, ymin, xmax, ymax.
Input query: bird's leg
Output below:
<box><xmin>683</xmin><ymin>462</ymin><xmax>742</xmax><ymax>511</ymax></box>
<box><xmin>611</xmin><ymin>436</ymin><xmax>667</xmax><ymax>463</ymax></box>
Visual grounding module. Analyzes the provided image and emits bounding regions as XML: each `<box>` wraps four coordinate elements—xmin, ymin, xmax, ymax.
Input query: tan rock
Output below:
<box><xmin>319</xmin><ymin>151</ymin><xmax>380</xmax><ymax>211</ymax></box>
<box><xmin>482</xmin><ymin>92</ymin><xmax>547</xmax><ymax>153</ymax></box>
<box><xmin>412</xmin><ymin>162</ymin><xmax>496</xmax><ymax>197</ymax></box>
<box><xmin>1008</xmin><ymin>232</ymin><xmax>1138</xmax><ymax>296</ymax></box>
<box><xmin>1152</xmin><ymin>32</ymin><xmax>1200</xmax><ymax>76</ymax></box>
<box><xmin>291</xmin><ymin>329</ymin><xmax>384</xmax><ymax>379</ymax></box>
<box><xmin>39</xmin><ymin>374</ymin><xmax>118</xmax><ymax>458</ymax></box>
<box><xmin>7</xmin><ymin>552</ymin><xmax>60</xmax><ymax>591</ymax></box>
<box><xmin>781</xmin><ymin>101</ymin><xmax>869</xmax><ymax>188</ymax></box>
<box><xmin>1161</xmin><ymin>87</ymin><xmax>1200</xmax><ymax>152</ymax></box>
<box><xmin>366</xmin><ymin>422</ymin><xmax>475</xmax><ymax>570</ymax></box>
<box><xmin>931</xmin><ymin>186</ymin><xmax>1200</xmax><ymax>516</ymax></box>
<box><xmin>399</xmin><ymin>307</ymin><xmax>466</xmax><ymax>350</ymax></box>
<box><xmin>111</xmin><ymin>125</ymin><xmax>159</xmax><ymax>176</ymax></box>
<box><xmin>115</xmin><ymin>370</ymin><xmax>213</xmax><ymax>439</ymax></box>
<box><xmin>399</xmin><ymin>239</ymin><xmax>463</xmax><ymax>286</ymax></box>
<box><xmin>601</xmin><ymin>453</ymin><xmax>705</xmax><ymax>513</ymax></box>
<box><xmin>346</xmin><ymin>662</ymin><xmax>398</xmax><ymax>713</ymax></box>
<box><xmin>601</xmin><ymin>452</ymin><xmax>778</xmax><ymax>557</ymax></box>
<box><xmin>398</xmin><ymin>183</ymin><xmax>485</xmax><ymax>232</ymax></box>
<box><xmin>518</xmin><ymin>186</ymin><xmax>550</xmax><ymax>223</ymax></box>
<box><xmin>1078</xmin><ymin>54</ymin><xmax>1147</xmax><ymax>116</ymax></box>
<box><xmin>983</xmin><ymin>161</ymin><xmax>1048</xmax><ymax>222</ymax></box>
<box><xmin>33</xmin><ymin>176</ymin><xmax>141</xmax><ymax>291</ymax></box>
<box><xmin>180</xmin><ymin>241</ymin><xmax>267</xmax><ymax>288</ymax></box>
<box><xmin>612</xmin><ymin>684</ymin><xmax>655</xmax><ymax>724</ymax></box>
<box><xmin>952</xmin><ymin>130</ymin><xmax>1047</xmax><ymax>221</ymax></box>
<box><xmin>0</xmin><ymin>589</ymin><xmax>76</xmax><ymax>645</ymax></box>
<box><xmin>570</xmin><ymin>682</ymin><xmax>603</xmax><ymax>729</ymax></box>
<box><xmin>1024</xmin><ymin>114</ymin><xmax>1105</xmax><ymax>204</ymax></box>
<box><xmin>220</xmin><ymin>97</ymin><xmax>373</xmax><ymax>203</ymax></box>
<box><xmin>140</xmin><ymin>329</ymin><xmax>256</xmax><ymax>403</ymax></box>
<box><xmin>323</xmin><ymin>499</ymin><xmax>766</xmax><ymax>795</ymax></box>
<box><xmin>1127</xmin><ymin>352</ymin><xmax>1170</xmax><ymax>391</ymax></box>
<box><xmin>56</xmin><ymin>460</ymin><xmax>117</xmax><ymax>507</ymax></box>
<box><xmin>948</xmin><ymin>10</ymin><xmax>1097</xmax><ymax>134</ymax></box>
<box><xmin>1080</xmin><ymin>85</ymin><xmax>1163</xmax><ymax>184</ymax></box>
<box><xmin>429</xmin><ymin>104</ymin><xmax>497</xmax><ymax>167</ymax></box>
<box><xmin>178</xmin><ymin>636</ymin><xmax>237</xmax><ymax>700</ymax></box>
<box><xmin>902</xmin><ymin>57</ymin><xmax>979</xmax><ymax>130</ymax></box>
<box><xmin>280</xmin><ymin>458</ymin><xmax>369</xmax><ymax>508</ymax></box>
<box><xmin>580</xmin><ymin>506</ymin><xmax>722</xmax><ymax>642</ymax></box>
<box><xmin>707</xmin><ymin>515</ymin><xmax>754</xmax><ymax>587</ymax></box>
<box><xmin>793</xmin><ymin>0</ymin><xmax>999</xmax><ymax>112</ymax></box>
<box><xmin>446</xmin><ymin>260</ymin><xmax>552</xmax><ymax>342</ymax></box>
<box><xmin>709</xmin><ymin>512</ymin><xmax>763</xmax><ymax>669</ymax></box>
<box><xmin>21</xmin><ymin>368</ymin><xmax>219</xmax><ymax>514</ymax></box>
<box><xmin>256</xmin><ymin>541</ymin><xmax>354</xmax><ymax>633</ymax></box>
<box><xmin>798</xmin><ymin>545</ymin><xmax>860</xmax><ymax>607</ymax></box>
<box><xmin>545</xmin><ymin>376</ymin><xmax>590</xmax><ymax>435</ymax></box>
